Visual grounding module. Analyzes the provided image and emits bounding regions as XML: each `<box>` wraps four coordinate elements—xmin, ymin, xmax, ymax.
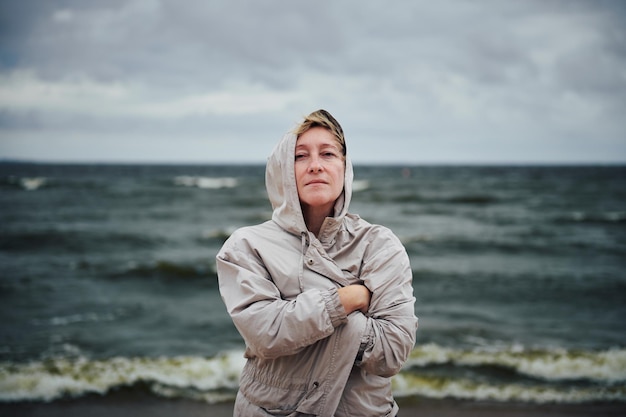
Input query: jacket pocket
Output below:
<box><xmin>239</xmin><ymin>361</ymin><xmax>311</xmax><ymax>415</ymax></box>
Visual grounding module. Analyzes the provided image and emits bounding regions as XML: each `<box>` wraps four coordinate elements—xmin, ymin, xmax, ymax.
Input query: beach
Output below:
<box><xmin>1</xmin><ymin>394</ymin><xmax>625</xmax><ymax>417</ymax></box>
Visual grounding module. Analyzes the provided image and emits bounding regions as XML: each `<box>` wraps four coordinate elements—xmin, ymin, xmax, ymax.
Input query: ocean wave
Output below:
<box><xmin>401</xmin><ymin>234</ymin><xmax>559</xmax><ymax>256</ymax></box>
<box><xmin>559</xmin><ymin>211</ymin><xmax>626</xmax><ymax>224</ymax></box>
<box><xmin>444</xmin><ymin>194</ymin><xmax>498</xmax><ymax>205</ymax></box>
<box><xmin>359</xmin><ymin>192</ymin><xmax>499</xmax><ymax>205</ymax></box>
<box><xmin>2</xmin><ymin>175</ymin><xmax>48</xmax><ymax>191</ymax></box>
<box><xmin>1</xmin><ymin>174</ymin><xmax>115</xmax><ymax>192</ymax></box>
<box><xmin>19</xmin><ymin>177</ymin><xmax>47</xmax><ymax>191</ymax></box>
<box><xmin>200</xmin><ymin>227</ymin><xmax>238</xmax><ymax>242</ymax></box>
<box><xmin>406</xmin><ymin>343</ymin><xmax>626</xmax><ymax>383</ymax></box>
<box><xmin>1</xmin><ymin>344</ymin><xmax>625</xmax><ymax>404</ymax></box>
<box><xmin>113</xmin><ymin>259</ymin><xmax>217</xmax><ymax>281</ymax></box>
<box><xmin>30</xmin><ymin>312</ymin><xmax>119</xmax><ymax>327</ymax></box>
<box><xmin>0</xmin><ymin>351</ymin><xmax>245</xmax><ymax>403</ymax></box>
<box><xmin>392</xmin><ymin>373</ymin><xmax>626</xmax><ymax>403</ymax></box>
<box><xmin>352</xmin><ymin>180</ymin><xmax>370</xmax><ymax>192</ymax></box>
<box><xmin>173</xmin><ymin>176</ymin><xmax>238</xmax><ymax>189</ymax></box>
<box><xmin>0</xmin><ymin>229</ymin><xmax>163</xmax><ymax>253</ymax></box>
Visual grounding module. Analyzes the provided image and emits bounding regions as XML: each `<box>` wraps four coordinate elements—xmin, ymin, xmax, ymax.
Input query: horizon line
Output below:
<box><xmin>1</xmin><ymin>158</ymin><xmax>625</xmax><ymax>167</ymax></box>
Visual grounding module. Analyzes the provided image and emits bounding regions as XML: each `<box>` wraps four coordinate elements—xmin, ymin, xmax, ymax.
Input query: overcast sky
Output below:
<box><xmin>0</xmin><ymin>0</ymin><xmax>625</xmax><ymax>164</ymax></box>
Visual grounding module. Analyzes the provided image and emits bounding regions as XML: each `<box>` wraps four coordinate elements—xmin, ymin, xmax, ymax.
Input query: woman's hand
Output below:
<box><xmin>337</xmin><ymin>284</ymin><xmax>371</xmax><ymax>315</ymax></box>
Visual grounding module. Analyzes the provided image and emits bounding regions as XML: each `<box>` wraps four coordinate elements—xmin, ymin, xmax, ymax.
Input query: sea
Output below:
<box><xmin>0</xmin><ymin>162</ymin><xmax>625</xmax><ymax>405</ymax></box>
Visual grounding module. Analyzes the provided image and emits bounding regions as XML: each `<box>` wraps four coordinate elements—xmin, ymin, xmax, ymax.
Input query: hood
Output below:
<box><xmin>265</xmin><ymin>131</ymin><xmax>354</xmax><ymax>238</ymax></box>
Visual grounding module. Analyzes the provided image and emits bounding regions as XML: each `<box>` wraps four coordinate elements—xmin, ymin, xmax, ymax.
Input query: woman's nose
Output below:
<box><xmin>309</xmin><ymin>157</ymin><xmax>323</xmax><ymax>172</ymax></box>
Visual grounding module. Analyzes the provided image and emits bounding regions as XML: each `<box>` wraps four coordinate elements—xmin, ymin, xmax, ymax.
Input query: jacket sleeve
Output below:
<box><xmin>216</xmin><ymin>233</ymin><xmax>348</xmax><ymax>360</ymax></box>
<box><xmin>356</xmin><ymin>228</ymin><xmax>418</xmax><ymax>377</ymax></box>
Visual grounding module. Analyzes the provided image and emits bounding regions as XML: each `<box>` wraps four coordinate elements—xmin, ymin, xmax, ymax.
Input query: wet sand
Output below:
<box><xmin>1</xmin><ymin>392</ymin><xmax>625</xmax><ymax>417</ymax></box>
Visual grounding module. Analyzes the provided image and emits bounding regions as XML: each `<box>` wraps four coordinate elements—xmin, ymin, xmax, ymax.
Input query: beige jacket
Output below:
<box><xmin>217</xmin><ymin>131</ymin><xmax>418</xmax><ymax>416</ymax></box>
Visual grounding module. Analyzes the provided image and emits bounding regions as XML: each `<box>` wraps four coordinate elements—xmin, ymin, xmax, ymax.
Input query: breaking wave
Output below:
<box><xmin>1</xmin><ymin>344</ymin><xmax>624</xmax><ymax>404</ymax></box>
<box><xmin>406</xmin><ymin>343</ymin><xmax>626</xmax><ymax>383</ymax></box>
<box><xmin>1</xmin><ymin>175</ymin><xmax>48</xmax><ymax>190</ymax></box>
<box><xmin>0</xmin><ymin>351</ymin><xmax>245</xmax><ymax>404</ymax></box>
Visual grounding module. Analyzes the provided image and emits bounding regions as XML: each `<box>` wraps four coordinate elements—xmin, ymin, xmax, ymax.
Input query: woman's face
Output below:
<box><xmin>294</xmin><ymin>127</ymin><xmax>345</xmax><ymax>215</ymax></box>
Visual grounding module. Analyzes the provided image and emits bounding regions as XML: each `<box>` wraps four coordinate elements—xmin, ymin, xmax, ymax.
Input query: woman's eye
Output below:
<box><xmin>295</xmin><ymin>154</ymin><xmax>307</xmax><ymax>160</ymax></box>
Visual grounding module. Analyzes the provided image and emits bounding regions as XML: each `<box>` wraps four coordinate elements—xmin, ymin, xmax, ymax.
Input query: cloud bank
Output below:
<box><xmin>1</xmin><ymin>0</ymin><xmax>625</xmax><ymax>163</ymax></box>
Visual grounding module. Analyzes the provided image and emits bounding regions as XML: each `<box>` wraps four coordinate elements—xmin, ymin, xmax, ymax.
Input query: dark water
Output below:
<box><xmin>1</xmin><ymin>162</ymin><xmax>625</xmax><ymax>403</ymax></box>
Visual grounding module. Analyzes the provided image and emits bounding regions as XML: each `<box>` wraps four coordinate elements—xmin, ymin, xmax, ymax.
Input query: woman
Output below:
<box><xmin>217</xmin><ymin>109</ymin><xmax>418</xmax><ymax>416</ymax></box>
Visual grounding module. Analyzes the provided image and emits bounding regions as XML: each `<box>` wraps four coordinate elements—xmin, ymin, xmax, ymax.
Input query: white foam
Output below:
<box><xmin>392</xmin><ymin>373</ymin><xmax>626</xmax><ymax>403</ymax></box>
<box><xmin>19</xmin><ymin>177</ymin><xmax>46</xmax><ymax>191</ymax></box>
<box><xmin>174</xmin><ymin>176</ymin><xmax>237</xmax><ymax>189</ymax></box>
<box><xmin>605</xmin><ymin>211</ymin><xmax>626</xmax><ymax>222</ymax></box>
<box><xmin>406</xmin><ymin>343</ymin><xmax>626</xmax><ymax>382</ymax></box>
<box><xmin>568</xmin><ymin>210</ymin><xmax>626</xmax><ymax>223</ymax></box>
<box><xmin>352</xmin><ymin>180</ymin><xmax>370</xmax><ymax>192</ymax></box>
<box><xmin>0</xmin><ymin>350</ymin><xmax>246</xmax><ymax>403</ymax></box>
<box><xmin>2</xmin><ymin>346</ymin><xmax>625</xmax><ymax>404</ymax></box>
<box><xmin>31</xmin><ymin>312</ymin><xmax>118</xmax><ymax>327</ymax></box>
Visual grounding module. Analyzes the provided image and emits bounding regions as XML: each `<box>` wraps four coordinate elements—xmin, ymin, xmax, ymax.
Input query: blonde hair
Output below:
<box><xmin>293</xmin><ymin>109</ymin><xmax>346</xmax><ymax>156</ymax></box>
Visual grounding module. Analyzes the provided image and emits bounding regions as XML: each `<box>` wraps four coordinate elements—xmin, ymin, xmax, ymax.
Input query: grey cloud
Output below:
<box><xmin>0</xmin><ymin>0</ymin><xmax>624</xmax><ymax>163</ymax></box>
<box><xmin>4</xmin><ymin>0</ymin><xmax>345</xmax><ymax>90</ymax></box>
